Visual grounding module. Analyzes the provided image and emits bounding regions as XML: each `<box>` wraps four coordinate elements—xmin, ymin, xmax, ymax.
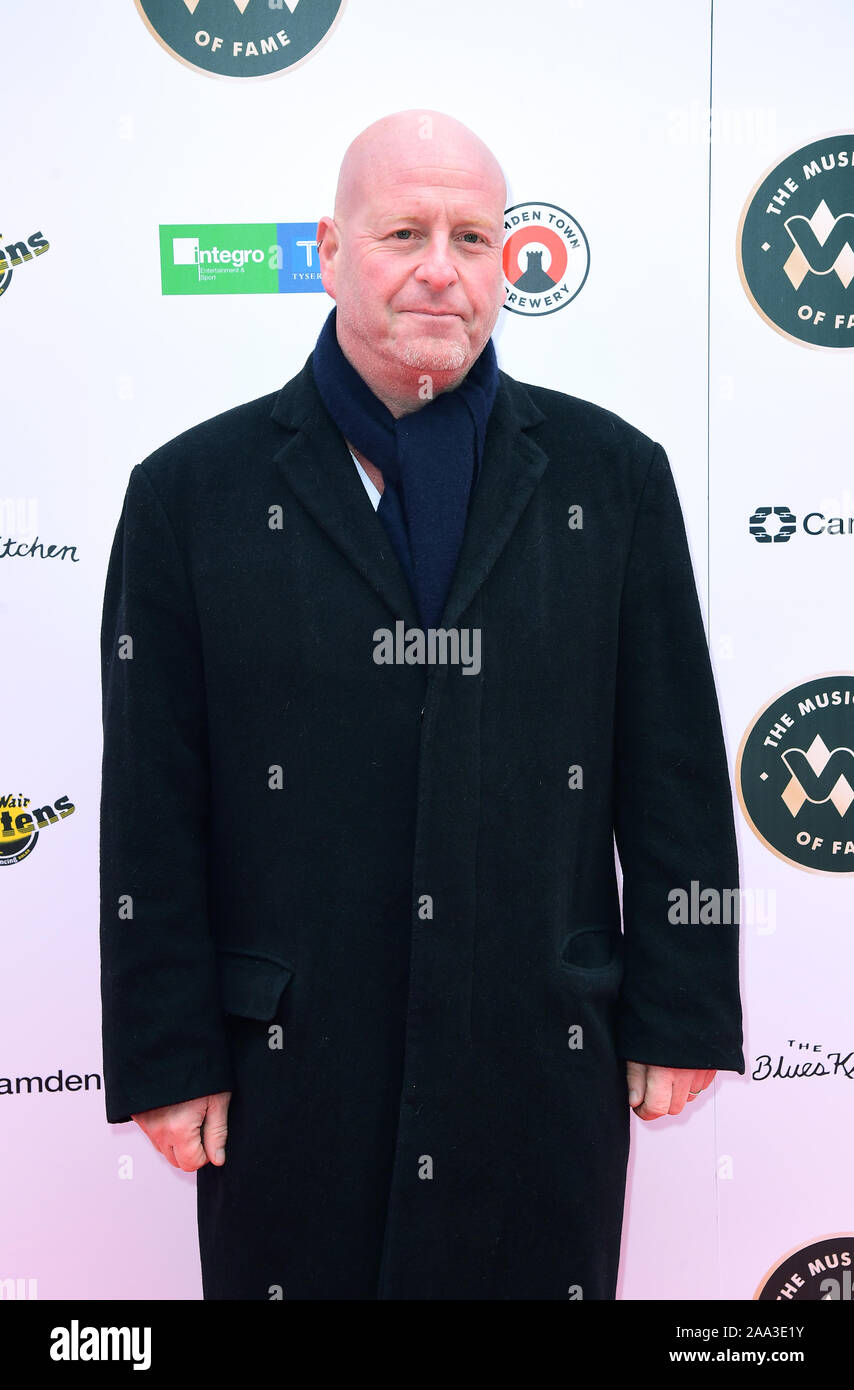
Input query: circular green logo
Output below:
<box><xmin>737</xmin><ymin>132</ymin><xmax>854</xmax><ymax>349</ymax></box>
<box><xmin>135</xmin><ymin>0</ymin><xmax>345</xmax><ymax>80</ymax></box>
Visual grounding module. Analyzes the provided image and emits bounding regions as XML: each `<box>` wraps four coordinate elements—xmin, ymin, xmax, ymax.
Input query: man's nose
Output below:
<box><xmin>413</xmin><ymin>237</ymin><xmax>459</xmax><ymax>290</ymax></box>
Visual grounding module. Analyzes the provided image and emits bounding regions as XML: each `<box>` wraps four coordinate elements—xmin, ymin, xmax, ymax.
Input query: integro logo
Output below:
<box><xmin>749</xmin><ymin>501</ymin><xmax>854</xmax><ymax>542</ymax></box>
<box><xmin>135</xmin><ymin>0</ymin><xmax>346</xmax><ymax>79</ymax></box>
<box><xmin>736</xmin><ymin>674</ymin><xmax>854</xmax><ymax>875</ymax></box>
<box><xmin>159</xmin><ymin>222</ymin><xmax>326</xmax><ymax>294</ymax></box>
<box><xmin>502</xmin><ymin>202</ymin><xmax>590</xmax><ymax>317</ymax></box>
<box><xmin>737</xmin><ymin>132</ymin><xmax>854</xmax><ymax>349</ymax></box>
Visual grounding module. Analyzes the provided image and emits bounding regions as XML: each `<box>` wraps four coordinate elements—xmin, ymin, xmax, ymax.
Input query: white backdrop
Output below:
<box><xmin>1</xmin><ymin>0</ymin><xmax>851</xmax><ymax>1301</ymax></box>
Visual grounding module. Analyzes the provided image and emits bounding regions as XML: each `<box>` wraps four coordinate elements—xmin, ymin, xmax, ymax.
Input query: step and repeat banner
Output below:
<box><xmin>1</xmin><ymin>0</ymin><xmax>851</xmax><ymax>1301</ymax></box>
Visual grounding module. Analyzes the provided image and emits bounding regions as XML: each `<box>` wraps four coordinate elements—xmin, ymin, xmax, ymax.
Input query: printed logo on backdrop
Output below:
<box><xmin>749</xmin><ymin>501</ymin><xmax>854</xmax><ymax>542</ymax></box>
<box><xmin>0</xmin><ymin>230</ymin><xmax>50</xmax><ymax>301</ymax></box>
<box><xmin>502</xmin><ymin>202</ymin><xmax>590</xmax><ymax>317</ymax></box>
<box><xmin>737</xmin><ymin>132</ymin><xmax>854</xmax><ymax>349</ymax></box>
<box><xmin>753</xmin><ymin>1039</ymin><xmax>854</xmax><ymax>1083</ymax></box>
<box><xmin>0</xmin><ymin>792</ymin><xmax>75</xmax><ymax>867</ymax></box>
<box><xmin>736</xmin><ymin>674</ymin><xmax>854</xmax><ymax>875</ymax></box>
<box><xmin>754</xmin><ymin>1235</ymin><xmax>854</xmax><ymax>1300</ymax></box>
<box><xmin>160</xmin><ymin>223</ymin><xmax>325</xmax><ymax>294</ymax></box>
<box><xmin>0</xmin><ymin>1069</ymin><xmax>101</xmax><ymax>1099</ymax></box>
<box><xmin>135</xmin><ymin>0</ymin><xmax>346</xmax><ymax>79</ymax></box>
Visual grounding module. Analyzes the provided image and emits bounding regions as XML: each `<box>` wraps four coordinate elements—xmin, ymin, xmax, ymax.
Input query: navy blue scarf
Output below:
<box><xmin>311</xmin><ymin>306</ymin><xmax>498</xmax><ymax>630</ymax></box>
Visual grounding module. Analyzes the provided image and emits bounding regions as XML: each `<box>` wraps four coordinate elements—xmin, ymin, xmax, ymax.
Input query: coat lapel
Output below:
<box><xmin>440</xmin><ymin>374</ymin><xmax>548</xmax><ymax>631</ymax></box>
<box><xmin>271</xmin><ymin>355</ymin><xmax>549</xmax><ymax>629</ymax></box>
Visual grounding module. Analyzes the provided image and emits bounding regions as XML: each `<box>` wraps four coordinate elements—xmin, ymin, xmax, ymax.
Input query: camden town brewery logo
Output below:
<box><xmin>134</xmin><ymin>0</ymin><xmax>346</xmax><ymax>79</ymax></box>
<box><xmin>737</xmin><ymin>132</ymin><xmax>854</xmax><ymax>349</ymax></box>
<box><xmin>754</xmin><ymin>1234</ymin><xmax>854</xmax><ymax>1300</ymax></box>
<box><xmin>502</xmin><ymin>202</ymin><xmax>590</xmax><ymax>317</ymax></box>
<box><xmin>736</xmin><ymin>673</ymin><xmax>854</xmax><ymax>875</ymax></box>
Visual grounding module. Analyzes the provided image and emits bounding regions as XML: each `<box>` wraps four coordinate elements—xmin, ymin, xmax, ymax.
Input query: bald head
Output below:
<box><xmin>316</xmin><ymin>110</ymin><xmax>508</xmax><ymax>415</ymax></box>
<box><xmin>333</xmin><ymin>110</ymin><xmax>507</xmax><ymax>227</ymax></box>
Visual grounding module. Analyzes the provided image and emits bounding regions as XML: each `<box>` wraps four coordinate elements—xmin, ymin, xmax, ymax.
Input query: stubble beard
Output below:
<box><xmin>398</xmin><ymin>338</ymin><xmax>469</xmax><ymax>372</ymax></box>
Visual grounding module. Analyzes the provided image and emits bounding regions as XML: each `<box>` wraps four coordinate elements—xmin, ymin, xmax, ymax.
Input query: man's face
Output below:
<box><xmin>319</xmin><ymin>163</ymin><xmax>507</xmax><ymax>383</ymax></box>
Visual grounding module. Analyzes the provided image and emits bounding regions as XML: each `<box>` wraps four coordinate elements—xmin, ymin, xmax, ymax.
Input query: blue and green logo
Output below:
<box><xmin>159</xmin><ymin>222</ymin><xmax>325</xmax><ymax>294</ymax></box>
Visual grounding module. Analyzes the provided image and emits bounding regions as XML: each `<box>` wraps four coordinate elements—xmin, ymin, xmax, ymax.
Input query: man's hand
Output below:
<box><xmin>626</xmin><ymin>1063</ymin><xmax>715</xmax><ymax>1120</ymax></box>
<box><xmin>131</xmin><ymin>1092</ymin><xmax>232</xmax><ymax>1171</ymax></box>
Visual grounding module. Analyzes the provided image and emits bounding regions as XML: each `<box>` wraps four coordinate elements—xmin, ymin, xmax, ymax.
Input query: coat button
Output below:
<box><xmin>419</xmin><ymin>706</ymin><xmax>425</xmax><ymax>722</ymax></box>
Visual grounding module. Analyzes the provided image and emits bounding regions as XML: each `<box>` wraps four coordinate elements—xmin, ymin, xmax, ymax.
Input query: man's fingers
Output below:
<box><xmin>633</xmin><ymin>1072</ymin><xmax>673</xmax><ymax>1121</ymax></box>
<box><xmin>686</xmin><ymin>1069</ymin><xmax>707</xmax><ymax>1102</ymax></box>
<box><xmin>625</xmin><ymin>1059</ymin><xmax>646</xmax><ymax>1107</ymax></box>
<box><xmin>171</xmin><ymin>1129</ymin><xmax>209</xmax><ymax>1172</ymax></box>
<box><xmin>202</xmin><ymin>1091</ymin><xmax>231</xmax><ymax>1165</ymax></box>
<box><xmin>627</xmin><ymin>1065</ymin><xmax>719</xmax><ymax>1120</ymax></box>
<box><xmin>140</xmin><ymin>1120</ymin><xmax>207</xmax><ymax>1170</ymax></box>
<box><xmin>131</xmin><ymin>1095</ymin><xmax>223</xmax><ymax>1171</ymax></box>
<box><xmin>631</xmin><ymin>1066</ymin><xmax>691</xmax><ymax>1119</ymax></box>
<box><xmin>667</xmin><ymin>1073</ymin><xmax>695</xmax><ymax>1114</ymax></box>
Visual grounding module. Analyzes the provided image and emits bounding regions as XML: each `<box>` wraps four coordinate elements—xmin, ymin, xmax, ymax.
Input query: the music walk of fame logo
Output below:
<box><xmin>737</xmin><ymin>132</ymin><xmax>854</xmax><ymax>349</ymax></box>
<box><xmin>736</xmin><ymin>674</ymin><xmax>854</xmax><ymax>875</ymax></box>
<box><xmin>755</xmin><ymin>1234</ymin><xmax>854</xmax><ymax>1300</ymax></box>
<box><xmin>502</xmin><ymin>201</ymin><xmax>590</xmax><ymax>317</ymax></box>
<box><xmin>134</xmin><ymin>0</ymin><xmax>346</xmax><ymax>79</ymax></box>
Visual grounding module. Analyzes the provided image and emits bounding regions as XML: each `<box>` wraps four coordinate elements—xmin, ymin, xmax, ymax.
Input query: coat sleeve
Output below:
<box><xmin>612</xmin><ymin>441</ymin><xmax>745</xmax><ymax>1073</ymax></box>
<box><xmin>99</xmin><ymin>462</ymin><xmax>236</xmax><ymax>1123</ymax></box>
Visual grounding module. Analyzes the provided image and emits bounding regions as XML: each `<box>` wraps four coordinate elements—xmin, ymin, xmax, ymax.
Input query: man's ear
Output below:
<box><xmin>316</xmin><ymin>215</ymin><xmax>339</xmax><ymax>298</ymax></box>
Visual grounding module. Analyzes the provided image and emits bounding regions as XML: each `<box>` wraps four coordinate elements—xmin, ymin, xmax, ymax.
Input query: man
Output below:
<box><xmin>99</xmin><ymin>110</ymin><xmax>744</xmax><ymax>1301</ymax></box>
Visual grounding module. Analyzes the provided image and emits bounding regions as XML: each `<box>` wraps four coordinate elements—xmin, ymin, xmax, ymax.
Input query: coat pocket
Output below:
<box><xmin>215</xmin><ymin>946</ymin><xmax>295</xmax><ymax>1020</ymax></box>
<box><xmin>559</xmin><ymin>925</ymin><xmax>624</xmax><ymax>977</ymax></box>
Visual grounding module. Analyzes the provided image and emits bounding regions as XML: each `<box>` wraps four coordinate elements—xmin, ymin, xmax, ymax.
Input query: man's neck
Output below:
<box><xmin>336</xmin><ymin>328</ymin><xmax>467</xmax><ymax>419</ymax></box>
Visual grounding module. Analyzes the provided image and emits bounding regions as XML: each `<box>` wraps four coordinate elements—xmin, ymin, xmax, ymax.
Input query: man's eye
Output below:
<box><xmin>460</xmin><ymin>232</ymin><xmax>482</xmax><ymax>243</ymax></box>
<box><xmin>393</xmin><ymin>229</ymin><xmax>414</xmax><ymax>240</ymax></box>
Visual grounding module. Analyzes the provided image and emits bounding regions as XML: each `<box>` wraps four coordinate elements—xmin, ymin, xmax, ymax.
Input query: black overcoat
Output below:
<box><xmin>99</xmin><ymin>351</ymin><xmax>744</xmax><ymax>1301</ymax></box>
